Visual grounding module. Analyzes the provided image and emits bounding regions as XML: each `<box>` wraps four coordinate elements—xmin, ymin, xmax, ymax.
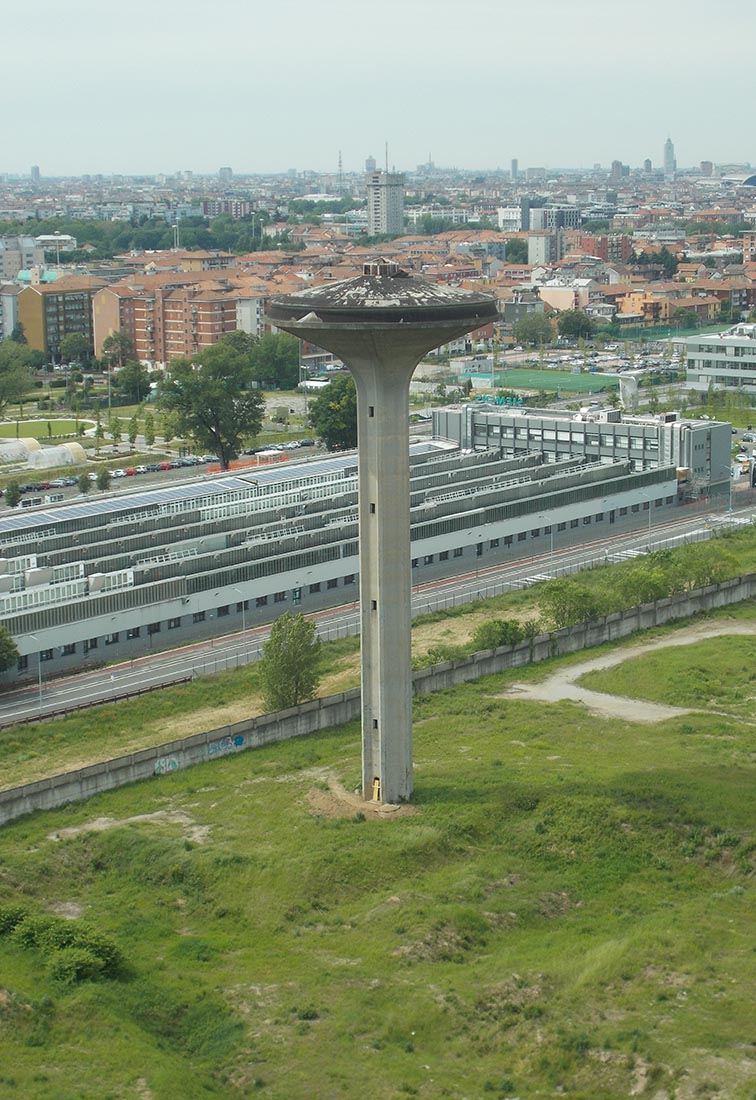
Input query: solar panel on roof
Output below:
<box><xmin>0</xmin><ymin>442</ymin><xmax>453</xmax><ymax>544</ymax></box>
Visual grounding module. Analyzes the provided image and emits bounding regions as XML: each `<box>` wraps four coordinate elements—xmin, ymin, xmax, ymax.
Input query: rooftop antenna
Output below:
<box><xmin>385</xmin><ymin>141</ymin><xmax>389</xmax><ymax>174</ymax></box>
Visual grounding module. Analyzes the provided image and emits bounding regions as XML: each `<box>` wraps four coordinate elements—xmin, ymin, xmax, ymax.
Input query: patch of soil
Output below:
<box><xmin>47</xmin><ymin>810</ymin><xmax>210</xmax><ymax>844</ymax></box>
<box><xmin>305</xmin><ymin>775</ymin><xmax>417</xmax><ymax>821</ymax></box>
<box><xmin>48</xmin><ymin>901</ymin><xmax>83</xmax><ymax>919</ymax></box>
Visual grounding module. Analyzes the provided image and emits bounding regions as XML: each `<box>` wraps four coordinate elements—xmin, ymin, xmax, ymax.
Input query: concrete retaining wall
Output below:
<box><xmin>1</xmin><ymin>574</ymin><xmax>754</xmax><ymax>827</ymax></box>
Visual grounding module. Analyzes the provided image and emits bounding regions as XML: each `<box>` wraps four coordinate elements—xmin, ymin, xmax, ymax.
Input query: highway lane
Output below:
<box><xmin>1</xmin><ymin>498</ymin><xmax>752</xmax><ymax>728</ymax></box>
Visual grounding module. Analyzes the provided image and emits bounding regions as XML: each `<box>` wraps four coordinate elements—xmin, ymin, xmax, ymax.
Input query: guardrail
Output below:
<box><xmin>9</xmin><ymin>675</ymin><xmax>193</xmax><ymax>727</ymax></box>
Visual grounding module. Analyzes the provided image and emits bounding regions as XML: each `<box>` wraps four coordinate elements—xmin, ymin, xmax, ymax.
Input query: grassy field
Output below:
<box><xmin>1</xmin><ymin>625</ymin><xmax>756</xmax><ymax>1098</ymax></box>
<box><xmin>579</xmin><ymin>633</ymin><xmax>756</xmax><ymax>715</ymax></box>
<box><xmin>0</xmin><ymin>418</ymin><xmax>86</xmax><ymax>439</ymax></box>
<box><xmin>1</xmin><ymin>532</ymin><xmax>756</xmax><ymax>1098</ymax></box>
<box><xmin>493</xmin><ymin>369</ymin><xmax>617</xmax><ymax>394</ymax></box>
<box><xmin>4</xmin><ymin>527</ymin><xmax>756</xmax><ymax>793</ymax></box>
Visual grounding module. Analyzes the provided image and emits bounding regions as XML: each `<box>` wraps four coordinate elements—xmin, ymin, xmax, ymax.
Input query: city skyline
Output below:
<box><xmin>5</xmin><ymin>0</ymin><xmax>756</xmax><ymax>177</ymax></box>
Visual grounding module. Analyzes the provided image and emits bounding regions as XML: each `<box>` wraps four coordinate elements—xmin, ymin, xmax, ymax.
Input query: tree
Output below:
<box><xmin>257</xmin><ymin>612</ymin><xmax>322</xmax><ymax>711</ymax></box>
<box><xmin>512</xmin><ymin>313</ymin><xmax>554</xmax><ymax>347</ymax></box>
<box><xmin>0</xmin><ymin>341</ymin><xmax>33</xmax><ymax>416</ymax></box>
<box><xmin>4</xmin><ymin>480</ymin><xmax>21</xmax><ymax>508</ymax></box>
<box><xmin>107</xmin><ymin>413</ymin><xmax>123</xmax><ymax>448</ymax></box>
<box><xmin>101</xmin><ymin>332</ymin><xmax>134</xmax><ymax>372</ymax></box>
<box><xmin>143</xmin><ymin>412</ymin><xmax>156</xmax><ymax>448</ymax></box>
<box><xmin>156</xmin><ymin>343</ymin><xmax>265</xmax><ymax>470</ymax></box>
<box><xmin>540</xmin><ymin>579</ymin><xmax>603</xmax><ymax>628</ymax></box>
<box><xmin>9</xmin><ymin>322</ymin><xmax>26</xmax><ymax>345</ymax></box>
<box><xmin>111</xmin><ymin>360</ymin><xmax>151</xmax><ymax>404</ymax></box>
<box><xmin>59</xmin><ymin>333</ymin><xmax>91</xmax><ymax>366</ymax></box>
<box><xmin>128</xmin><ymin>416</ymin><xmax>139</xmax><ymax>450</ymax></box>
<box><xmin>504</xmin><ymin>237</ymin><xmax>528</xmax><ymax>264</ymax></box>
<box><xmin>77</xmin><ymin>472</ymin><xmax>91</xmax><ymax>495</ymax></box>
<box><xmin>308</xmin><ymin>374</ymin><xmax>357</xmax><ymax>451</ymax></box>
<box><xmin>671</xmin><ymin>308</ymin><xmax>698</xmax><ymax>331</ymax></box>
<box><xmin>250</xmin><ymin>333</ymin><xmax>300</xmax><ymax>390</ymax></box>
<box><xmin>94</xmin><ymin>410</ymin><xmax>104</xmax><ymax>454</ymax></box>
<box><xmin>0</xmin><ymin>625</ymin><xmax>18</xmax><ymax>673</ymax></box>
<box><xmin>472</xmin><ymin>619</ymin><xmax>526</xmax><ymax>650</ymax></box>
<box><xmin>95</xmin><ymin>467</ymin><xmax>111</xmax><ymax>492</ymax></box>
<box><xmin>557</xmin><ymin>310</ymin><xmax>595</xmax><ymax>339</ymax></box>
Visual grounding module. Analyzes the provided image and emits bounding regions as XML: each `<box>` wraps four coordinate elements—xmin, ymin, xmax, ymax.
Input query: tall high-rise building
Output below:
<box><xmin>664</xmin><ymin>137</ymin><xmax>676</xmax><ymax>178</ymax></box>
<box><xmin>510</xmin><ymin>158</ymin><xmax>518</xmax><ymax>181</ymax></box>
<box><xmin>365</xmin><ymin>154</ymin><xmax>377</xmax><ymax>173</ymax></box>
<box><xmin>700</xmin><ymin>160</ymin><xmax>714</xmax><ymax>178</ymax></box>
<box><xmin>366</xmin><ymin>171</ymin><xmax>405</xmax><ymax>236</ymax></box>
<box><xmin>218</xmin><ymin>166</ymin><xmax>233</xmax><ymax>183</ymax></box>
<box><xmin>30</xmin><ymin>165</ymin><xmax>40</xmax><ymax>185</ymax></box>
<box><xmin>643</xmin><ymin>158</ymin><xmax>652</xmax><ymax>174</ymax></box>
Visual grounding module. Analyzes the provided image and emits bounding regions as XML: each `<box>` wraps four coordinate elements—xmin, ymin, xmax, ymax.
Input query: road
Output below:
<box><xmin>1</xmin><ymin>497</ymin><xmax>752</xmax><ymax>729</ymax></box>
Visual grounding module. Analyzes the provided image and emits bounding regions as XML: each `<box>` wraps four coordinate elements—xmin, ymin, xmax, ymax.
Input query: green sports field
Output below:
<box><xmin>492</xmin><ymin>368</ymin><xmax>618</xmax><ymax>393</ymax></box>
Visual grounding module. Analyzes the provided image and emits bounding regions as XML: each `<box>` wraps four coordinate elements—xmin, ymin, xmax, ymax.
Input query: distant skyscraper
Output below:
<box><xmin>30</xmin><ymin>165</ymin><xmax>40</xmax><ymax>185</ymax></box>
<box><xmin>663</xmin><ymin>137</ymin><xmax>676</xmax><ymax>178</ymax></box>
<box><xmin>365</xmin><ymin>155</ymin><xmax>377</xmax><ymax>173</ymax></box>
<box><xmin>643</xmin><ymin>158</ymin><xmax>652</xmax><ymax>174</ymax></box>
<box><xmin>511</xmin><ymin>158</ymin><xmax>518</xmax><ymax>181</ymax></box>
<box><xmin>700</xmin><ymin>160</ymin><xmax>714</xmax><ymax>178</ymax></box>
<box><xmin>366</xmin><ymin>171</ymin><xmax>405</xmax><ymax>236</ymax></box>
<box><xmin>218</xmin><ymin>166</ymin><xmax>233</xmax><ymax>182</ymax></box>
<box><xmin>610</xmin><ymin>160</ymin><xmax>623</xmax><ymax>182</ymax></box>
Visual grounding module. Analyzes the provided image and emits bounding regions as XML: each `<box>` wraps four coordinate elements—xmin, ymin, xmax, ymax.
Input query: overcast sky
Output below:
<box><xmin>6</xmin><ymin>0</ymin><xmax>756</xmax><ymax>178</ymax></box>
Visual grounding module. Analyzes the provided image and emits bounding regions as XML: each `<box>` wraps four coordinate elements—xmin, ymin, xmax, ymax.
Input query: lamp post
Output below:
<box><xmin>721</xmin><ymin>464</ymin><xmax>733</xmax><ymax>512</ymax></box>
<box><xmin>230</xmin><ymin>586</ymin><xmax>247</xmax><ymax>658</ymax></box>
<box><xmin>27</xmin><ymin>632</ymin><xmax>43</xmax><ymax>709</ymax></box>
<box><xmin>538</xmin><ymin>514</ymin><xmax>554</xmax><ymax>572</ymax></box>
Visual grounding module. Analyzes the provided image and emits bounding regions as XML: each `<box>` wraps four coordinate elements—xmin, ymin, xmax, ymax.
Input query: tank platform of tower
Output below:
<box><xmin>266</xmin><ymin>260</ymin><xmax>499</xmax><ymax>335</ymax></box>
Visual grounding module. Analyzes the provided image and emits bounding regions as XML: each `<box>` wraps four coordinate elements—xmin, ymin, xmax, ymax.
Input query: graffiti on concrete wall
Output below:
<box><xmin>154</xmin><ymin>756</ymin><xmax>179</xmax><ymax>775</ymax></box>
<box><xmin>207</xmin><ymin>734</ymin><xmax>245</xmax><ymax>758</ymax></box>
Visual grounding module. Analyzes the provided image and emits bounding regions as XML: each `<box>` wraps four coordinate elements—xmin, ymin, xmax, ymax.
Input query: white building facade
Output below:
<box><xmin>686</xmin><ymin>324</ymin><xmax>756</xmax><ymax>394</ymax></box>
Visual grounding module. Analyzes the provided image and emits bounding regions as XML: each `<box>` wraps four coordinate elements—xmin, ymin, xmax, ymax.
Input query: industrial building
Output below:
<box><xmin>686</xmin><ymin>324</ymin><xmax>756</xmax><ymax>394</ymax></box>
<box><xmin>433</xmin><ymin>401</ymin><xmax>733</xmax><ymax>498</ymax></box>
<box><xmin>3</xmin><ymin>440</ymin><xmax>682</xmax><ymax>687</ymax></box>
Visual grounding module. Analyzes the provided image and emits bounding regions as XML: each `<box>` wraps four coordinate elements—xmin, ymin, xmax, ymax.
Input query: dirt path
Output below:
<box><xmin>502</xmin><ymin>618</ymin><xmax>756</xmax><ymax>723</ymax></box>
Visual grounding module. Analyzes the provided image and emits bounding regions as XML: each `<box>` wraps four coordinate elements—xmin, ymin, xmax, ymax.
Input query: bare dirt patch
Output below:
<box><xmin>47</xmin><ymin>810</ymin><xmax>210</xmax><ymax>844</ymax></box>
<box><xmin>48</xmin><ymin>901</ymin><xmax>84</xmax><ymax>919</ymax></box>
<box><xmin>305</xmin><ymin>774</ymin><xmax>417</xmax><ymax>821</ymax></box>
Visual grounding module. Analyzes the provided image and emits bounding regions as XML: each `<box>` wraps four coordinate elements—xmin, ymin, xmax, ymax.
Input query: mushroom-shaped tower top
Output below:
<box><xmin>267</xmin><ymin>260</ymin><xmax>498</xmax><ymax>330</ymax></box>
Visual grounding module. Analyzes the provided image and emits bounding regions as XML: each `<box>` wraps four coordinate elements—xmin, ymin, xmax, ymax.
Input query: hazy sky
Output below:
<box><xmin>6</xmin><ymin>0</ymin><xmax>756</xmax><ymax>177</ymax></box>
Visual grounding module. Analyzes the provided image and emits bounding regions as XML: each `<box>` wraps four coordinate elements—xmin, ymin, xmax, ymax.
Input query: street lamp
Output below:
<box><xmin>537</xmin><ymin>514</ymin><xmax>555</xmax><ymax>572</ymax></box>
<box><xmin>27</xmin><ymin>632</ymin><xmax>43</xmax><ymax>709</ymax></box>
<box><xmin>230</xmin><ymin>586</ymin><xmax>247</xmax><ymax>657</ymax></box>
<box><xmin>720</xmin><ymin>464</ymin><xmax>733</xmax><ymax>513</ymax></box>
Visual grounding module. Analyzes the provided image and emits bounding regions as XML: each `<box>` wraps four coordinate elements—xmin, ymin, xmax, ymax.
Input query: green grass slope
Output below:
<box><xmin>0</xmin><ymin>659</ymin><xmax>755</xmax><ymax>1099</ymax></box>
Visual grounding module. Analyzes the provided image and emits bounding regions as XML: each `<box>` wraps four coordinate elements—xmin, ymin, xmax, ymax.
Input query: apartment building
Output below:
<box><xmin>366</xmin><ymin>171</ymin><xmax>405</xmax><ymax>236</ymax></box>
<box><xmin>0</xmin><ymin>285</ymin><xmax>22</xmax><ymax>341</ymax></box>
<box><xmin>93</xmin><ymin>278</ymin><xmax>268</xmax><ymax>365</ymax></box>
<box><xmin>17</xmin><ymin>276</ymin><xmax>105</xmax><ymax>358</ymax></box>
<box><xmin>0</xmin><ymin>236</ymin><xmax>44</xmax><ymax>279</ymax></box>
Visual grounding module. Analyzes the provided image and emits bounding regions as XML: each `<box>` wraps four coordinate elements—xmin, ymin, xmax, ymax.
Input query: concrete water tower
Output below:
<box><xmin>268</xmin><ymin>262</ymin><xmax>498</xmax><ymax>803</ymax></box>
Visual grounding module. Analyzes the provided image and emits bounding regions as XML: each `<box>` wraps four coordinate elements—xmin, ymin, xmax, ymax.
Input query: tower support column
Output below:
<box><xmin>348</xmin><ymin>348</ymin><xmax>417</xmax><ymax>803</ymax></box>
